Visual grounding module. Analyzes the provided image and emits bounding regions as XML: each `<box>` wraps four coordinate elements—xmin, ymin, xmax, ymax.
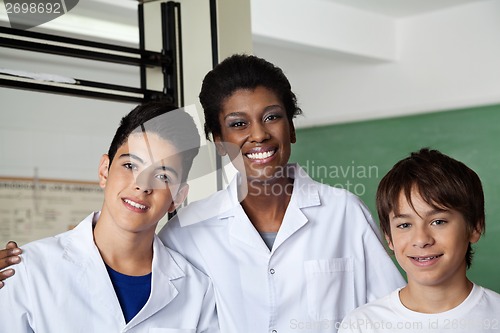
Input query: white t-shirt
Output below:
<box><xmin>339</xmin><ymin>284</ymin><xmax>500</xmax><ymax>333</ymax></box>
<box><xmin>159</xmin><ymin>164</ymin><xmax>405</xmax><ymax>333</ymax></box>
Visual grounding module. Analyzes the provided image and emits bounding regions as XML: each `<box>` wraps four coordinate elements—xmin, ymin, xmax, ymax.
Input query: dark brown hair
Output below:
<box><xmin>107</xmin><ymin>102</ymin><xmax>200</xmax><ymax>183</ymax></box>
<box><xmin>376</xmin><ymin>148</ymin><xmax>485</xmax><ymax>268</ymax></box>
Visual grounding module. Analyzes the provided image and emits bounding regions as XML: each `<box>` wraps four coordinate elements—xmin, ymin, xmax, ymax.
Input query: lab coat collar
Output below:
<box><xmin>62</xmin><ymin>212</ymin><xmax>126</xmax><ymax>325</ymax></box>
<box><xmin>176</xmin><ymin>179</ymin><xmax>237</xmax><ymax>226</ymax></box>
<box><xmin>286</xmin><ymin>163</ymin><xmax>321</xmax><ymax>208</ymax></box>
<box><xmin>226</xmin><ymin>163</ymin><xmax>321</xmax><ymax>209</ymax></box>
<box><xmin>228</xmin><ymin>164</ymin><xmax>322</xmax><ymax>253</ymax></box>
<box><xmin>175</xmin><ymin>164</ymin><xmax>322</xmax><ymax>249</ymax></box>
<box><xmin>128</xmin><ymin>234</ymin><xmax>183</xmax><ymax>329</ymax></box>
<box><xmin>63</xmin><ymin>212</ymin><xmax>185</xmax><ymax>329</ymax></box>
<box><xmin>272</xmin><ymin>164</ymin><xmax>322</xmax><ymax>252</ymax></box>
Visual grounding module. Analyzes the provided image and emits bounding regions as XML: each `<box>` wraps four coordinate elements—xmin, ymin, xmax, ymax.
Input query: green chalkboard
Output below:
<box><xmin>291</xmin><ymin>104</ymin><xmax>500</xmax><ymax>292</ymax></box>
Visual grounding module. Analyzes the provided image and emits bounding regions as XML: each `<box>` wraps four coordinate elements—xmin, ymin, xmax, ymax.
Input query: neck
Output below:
<box><xmin>240</xmin><ymin>175</ymin><xmax>294</xmax><ymax>233</ymax></box>
<box><xmin>93</xmin><ymin>212</ymin><xmax>154</xmax><ymax>276</ymax></box>
<box><xmin>400</xmin><ymin>276</ymin><xmax>473</xmax><ymax>313</ymax></box>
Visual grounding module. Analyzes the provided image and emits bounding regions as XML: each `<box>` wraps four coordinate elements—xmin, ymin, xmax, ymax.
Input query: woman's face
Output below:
<box><xmin>214</xmin><ymin>86</ymin><xmax>296</xmax><ymax>182</ymax></box>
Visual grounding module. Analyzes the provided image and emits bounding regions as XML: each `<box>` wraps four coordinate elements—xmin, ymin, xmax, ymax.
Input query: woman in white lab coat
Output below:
<box><xmin>0</xmin><ymin>103</ymin><xmax>219</xmax><ymax>332</ymax></box>
<box><xmin>158</xmin><ymin>54</ymin><xmax>406</xmax><ymax>333</ymax></box>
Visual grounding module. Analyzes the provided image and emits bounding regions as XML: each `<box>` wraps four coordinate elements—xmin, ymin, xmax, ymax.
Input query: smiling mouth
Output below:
<box><xmin>410</xmin><ymin>254</ymin><xmax>443</xmax><ymax>262</ymax></box>
<box><xmin>123</xmin><ymin>199</ymin><xmax>148</xmax><ymax>210</ymax></box>
<box><xmin>246</xmin><ymin>149</ymin><xmax>276</xmax><ymax>160</ymax></box>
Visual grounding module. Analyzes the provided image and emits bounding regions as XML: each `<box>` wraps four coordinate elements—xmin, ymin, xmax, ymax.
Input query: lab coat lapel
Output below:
<box><xmin>228</xmin><ymin>164</ymin><xmax>322</xmax><ymax>253</ymax></box>
<box><xmin>229</xmin><ymin>204</ymin><xmax>271</xmax><ymax>253</ymax></box>
<box><xmin>224</xmin><ymin>174</ymin><xmax>272</xmax><ymax>253</ymax></box>
<box><xmin>63</xmin><ymin>213</ymin><xmax>125</xmax><ymax>326</ymax></box>
<box><xmin>126</xmin><ymin>235</ymin><xmax>183</xmax><ymax>329</ymax></box>
<box><xmin>272</xmin><ymin>164</ymin><xmax>321</xmax><ymax>252</ymax></box>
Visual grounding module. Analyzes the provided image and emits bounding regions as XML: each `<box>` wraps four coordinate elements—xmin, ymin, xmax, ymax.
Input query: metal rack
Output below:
<box><xmin>0</xmin><ymin>1</ymin><xmax>182</xmax><ymax>105</ymax></box>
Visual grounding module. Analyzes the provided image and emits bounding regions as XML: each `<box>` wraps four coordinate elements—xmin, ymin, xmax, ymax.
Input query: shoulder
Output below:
<box><xmin>477</xmin><ymin>285</ymin><xmax>500</xmax><ymax>305</ymax></box>
<box><xmin>342</xmin><ymin>290</ymin><xmax>396</xmax><ymax>322</ymax></box>
<box><xmin>160</xmin><ymin>190</ymin><xmax>234</xmax><ymax>236</ymax></box>
<box><xmin>20</xmin><ymin>215</ymin><xmax>97</xmax><ymax>273</ymax></box>
<box><xmin>21</xmin><ymin>229</ymin><xmax>72</xmax><ymax>260</ymax></box>
<box><xmin>293</xmin><ymin>164</ymin><xmax>368</xmax><ymax>208</ymax></box>
<box><xmin>163</xmin><ymin>245</ymin><xmax>212</xmax><ymax>287</ymax></box>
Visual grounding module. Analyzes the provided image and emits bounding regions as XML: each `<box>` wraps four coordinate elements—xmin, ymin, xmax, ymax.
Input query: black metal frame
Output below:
<box><xmin>162</xmin><ymin>1</ymin><xmax>183</xmax><ymax>107</ymax></box>
<box><xmin>0</xmin><ymin>1</ymin><xmax>181</xmax><ymax>104</ymax></box>
<box><xmin>209</xmin><ymin>0</ymin><xmax>223</xmax><ymax>191</ymax></box>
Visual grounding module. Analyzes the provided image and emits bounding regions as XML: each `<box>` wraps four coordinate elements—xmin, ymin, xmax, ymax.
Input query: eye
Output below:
<box><xmin>396</xmin><ymin>223</ymin><xmax>411</xmax><ymax>229</ymax></box>
<box><xmin>155</xmin><ymin>173</ymin><xmax>170</xmax><ymax>184</ymax></box>
<box><xmin>228</xmin><ymin>120</ymin><xmax>247</xmax><ymax>128</ymax></box>
<box><xmin>123</xmin><ymin>162</ymin><xmax>137</xmax><ymax>171</ymax></box>
<box><xmin>264</xmin><ymin>113</ymin><xmax>282</xmax><ymax>122</ymax></box>
<box><xmin>431</xmin><ymin>219</ymin><xmax>447</xmax><ymax>226</ymax></box>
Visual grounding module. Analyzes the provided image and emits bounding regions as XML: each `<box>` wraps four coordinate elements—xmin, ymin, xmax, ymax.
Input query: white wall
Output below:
<box><xmin>0</xmin><ymin>0</ymin><xmax>252</xmax><ymax>201</ymax></box>
<box><xmin>253</xmin><ymin>0</ymin><xmax>500</xmax><ymax>128</ymax></box>
<box><xmin>3</xmin><ymin>0</ymin><xmax>499</xmax><ymax>182</ymax></box>
<box><xmin>0</xmin><ymin>48</ymin><xmax>135</xmax><ymax>181</ymax></box>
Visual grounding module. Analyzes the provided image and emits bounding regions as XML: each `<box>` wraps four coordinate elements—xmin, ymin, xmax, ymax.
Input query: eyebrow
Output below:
<box><xmin>119</xmin><ymin>153</ymin><xmax>144</xmax><ymax>164</ymax></box>
<box><xmin>223</xmin><ymin>112</ymin><xmax>246</xmax><ymax>120</ymax></box>
<box><xmin>392</xmin><ymin>208</ymin><xmax>449</xmax><ymax>220</ymax></box>
<box><xmin>154</xmin><ymin>164</ymin><xmax>179</xmax><ymax>179</ymax></box>
<box><xmin>118</xmin><ymin>153</ymin><xmax>180</xmax><ymax>178</ymax></box>
<box><xmin>223</xmin><ymin>105</ymin><xmax>284</xmax><ymax>120</ymax></box>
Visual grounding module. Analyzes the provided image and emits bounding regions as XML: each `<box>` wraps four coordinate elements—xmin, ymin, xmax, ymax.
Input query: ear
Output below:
<box><xmin>168</xmin><ymin>183</ymin><xmax>189</xmax><ymax>213</ymax></box>
<box><xmin>469</xmin><ymin>225</ymin><xmax>482</xmax><ymax>244</ymax></box>
<box><xmin>289</xmin><ymin>120</ymin><xmax>296</xmax><ymax>144</ymax></box>
<box><xmin>213</xmin><ymin>135</ymin><xmax>228</xmax><ymax>156</ymax></box>
<box><xmin>98</xmin><ymin>154</ymin><xmax>110</xmax><ymax>189</ymax></box>
<box><xmin>385</xmin><ymin>233</ymin><xmax>394</xmax><ymax>251</ymax></box>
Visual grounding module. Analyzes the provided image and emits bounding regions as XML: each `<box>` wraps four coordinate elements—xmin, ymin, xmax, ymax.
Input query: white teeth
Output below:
<box><xmin>246</xmin><ymin>150</ymin><xmax>274</xmax><ymax>160</ymax></box>
<box><xmin>124</xmin><ymin>199</ymin><xmax>147</xmax><ymax>210</ymax></box>
<box><xmin>414</xmin><ymin>256</ymin><xmax>438</xmax><ymax>261</ymax></box>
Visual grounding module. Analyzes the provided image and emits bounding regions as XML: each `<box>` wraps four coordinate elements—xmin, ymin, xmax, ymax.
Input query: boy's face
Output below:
<box><xmin>386</xmin><ymin>188</ymin><xmax>480</xmax><ymax>289</ymax></box>
<box><xmin>98</xmin><ymin>132</ymin><xmax>187</xmax><ymax>234</ymax></box>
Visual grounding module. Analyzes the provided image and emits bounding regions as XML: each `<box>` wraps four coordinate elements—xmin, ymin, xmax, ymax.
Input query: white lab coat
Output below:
<box><xmin>159</xmin><ymin>164</ymin><xmax>406</xmax><ymax>333</ymax></box>
<box><xmin>0</xmin><ymin>212</ymin><xmax>219</xmax><ymax>333</ymax></box>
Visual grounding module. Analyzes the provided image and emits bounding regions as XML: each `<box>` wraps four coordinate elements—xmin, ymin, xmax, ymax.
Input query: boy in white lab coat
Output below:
<box><xmin>0</xmin><ymin>102</ymin><xmax>219</xmax><ymax>332</ymax></box>
<box><xmin>339</xmin><ymin>148</ymin><xmax>500</xmax><ymax>333</ymax></box>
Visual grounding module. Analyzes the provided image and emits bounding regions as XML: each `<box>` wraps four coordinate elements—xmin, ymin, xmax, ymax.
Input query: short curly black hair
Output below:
<box><xmin>199</xmin><ymin>54</ymin><xmax>302</xmax><ymax>140</ymax></box>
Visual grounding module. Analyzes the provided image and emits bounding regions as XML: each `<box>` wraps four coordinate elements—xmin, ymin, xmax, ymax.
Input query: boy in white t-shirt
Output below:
<box><xmin>339</xmin><ymin>148</ymin><xmax>500</xmax><ymax>333</ymax></box>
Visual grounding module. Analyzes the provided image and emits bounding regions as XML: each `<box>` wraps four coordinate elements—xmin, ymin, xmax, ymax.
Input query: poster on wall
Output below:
<box><xmin>0</xmin><ymin>177</ymin><xmax>103</xmax><ymax>246</ymax></box>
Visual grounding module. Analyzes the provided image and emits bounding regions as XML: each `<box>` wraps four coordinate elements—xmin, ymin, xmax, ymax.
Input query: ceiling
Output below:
<box><xmin>2</xmin><ymin>0</ymin><xmax>488</xmax><ymax>48</ymax></box>
<box><xmin>322</xmin><ymin>0</ymin><xmax>489</xmax><ymax>17</ymax></box>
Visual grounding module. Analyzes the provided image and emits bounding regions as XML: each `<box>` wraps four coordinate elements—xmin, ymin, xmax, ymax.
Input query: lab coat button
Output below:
<box><xmin>270</xmin><ymin>268</ymin><xmax>275</xmax><ymax>274</ymax></box>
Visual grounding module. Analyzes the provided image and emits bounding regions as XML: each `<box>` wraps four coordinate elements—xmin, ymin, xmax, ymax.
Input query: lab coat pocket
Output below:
<box><xmin>304</xmin><ymin>258</ymin><xmax>354</xmax><ymax>321</ymax></box>
<box><xmin>149</xmin><ymin>329</ymin><xmax>195</xmax><ymax>333</ymax></box>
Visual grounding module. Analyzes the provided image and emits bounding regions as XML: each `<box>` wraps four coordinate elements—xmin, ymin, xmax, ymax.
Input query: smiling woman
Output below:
<box><xmin>215</xmin><ymin>86</ymin><xmax>296</xmax><ymax>184</ymax></box>
<box><xmin>158</xmin><ymin>54</ymin><xmax>406</xmax><ymax>333</ymax></box>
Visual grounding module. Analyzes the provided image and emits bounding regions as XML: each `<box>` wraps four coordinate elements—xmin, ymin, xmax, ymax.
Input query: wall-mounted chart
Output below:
<box><xmin>0</xmin><ymin>177</ymin><xmax>103</xmax><ymax>246</ymax></box>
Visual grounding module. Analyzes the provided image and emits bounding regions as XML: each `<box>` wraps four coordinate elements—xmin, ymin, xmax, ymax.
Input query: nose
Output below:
<box><xmin>412</xmin><ymin>226</ymin><xmax>434</xmax><ymax>248</ymax></box>
<box><xmin>135</xmin><ymin>185</ymin><xmax>152</xmax><ymax>194</ymax></box>
<box><xmin>134</xmin><ymin>172</ymin><xmax>153</xmax><ymax>194</ymax></box>
<box><xmin>249</xmin><ymin>123</ymin><xmax>270</xmax><ymax>143</ymax></box>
